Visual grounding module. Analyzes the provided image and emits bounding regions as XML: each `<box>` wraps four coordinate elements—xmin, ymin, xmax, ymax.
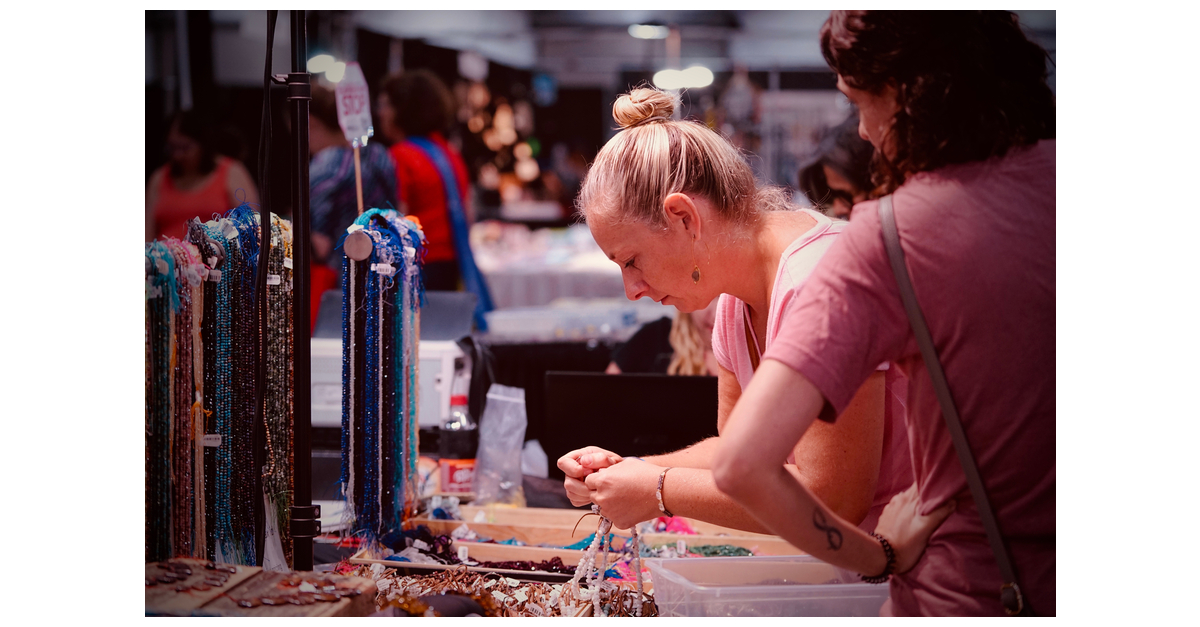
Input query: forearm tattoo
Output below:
<box><xmin>812</xmin><ymin>508</ymin><xmax>843</xmax><ymax>551</ymax></box>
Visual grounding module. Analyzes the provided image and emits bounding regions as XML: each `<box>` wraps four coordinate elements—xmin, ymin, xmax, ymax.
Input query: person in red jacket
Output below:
<box><xmin>377</xmin><ymin>70</ymin><xmax>472</xmax><ymax>292</ymax></box>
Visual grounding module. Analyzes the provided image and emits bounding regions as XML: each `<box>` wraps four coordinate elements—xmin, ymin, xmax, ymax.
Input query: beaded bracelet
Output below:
<box><xmin>860</xmin><ymin>532</ymin><xmax>896</xmax><ymax>584</ymax></box>
<box><xmin>656</xmin><ymin>467</ymin><xmax>674</xmax><ymax>517</ymax></box>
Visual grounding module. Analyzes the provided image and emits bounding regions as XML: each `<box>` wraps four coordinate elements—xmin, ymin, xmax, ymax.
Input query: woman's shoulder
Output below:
<box><xmin>711</xmin><ymin>294</ymin><xmax>744</xmax><ymax>344</ymax></box>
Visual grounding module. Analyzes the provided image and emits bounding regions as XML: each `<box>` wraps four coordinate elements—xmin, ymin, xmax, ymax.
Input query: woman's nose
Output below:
<box><xmin>622</xmin><ymin>271</ymin><xmax>648</xmax><ymax>301</ymax></box>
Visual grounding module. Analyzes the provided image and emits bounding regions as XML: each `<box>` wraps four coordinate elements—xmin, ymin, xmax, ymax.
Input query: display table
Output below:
<box><xmin>145</xmin><ymin>558</ymin><xmax>376</xmax><ymax>617</ymax></box>
<box><xmin>472</xmin><ymin>222</ymin><xmax>628</xmax><ymax>309</ymax></box>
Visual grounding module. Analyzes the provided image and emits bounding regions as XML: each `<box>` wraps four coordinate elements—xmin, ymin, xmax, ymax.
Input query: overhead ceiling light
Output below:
<box><xmin>653</xmin><ymin>65</ymin><xmax>714</xmax><ymax>90</ymax></box>
<box><xmin>307</xmin><ymin>54</ymin><xmax>334</xmax><ymax>73</ymax></box>
<box><xmin>629</xmin><ymin>24</ymin><xmax>669</xmax><ymax>40</ymax></box>
<box><xmin>653</xmin><ymin>69</ymin><xmax>684</xmax><ymax>90</ymax></box>
<box><xmin>325</xmin><ymin>61</ymin><xmax>347</xmax><ymax>83</ymax></box>
<box><xmin>681</xmin><ymin>65</ymin><xmax>714</xmax><ymax>88</ymax></box>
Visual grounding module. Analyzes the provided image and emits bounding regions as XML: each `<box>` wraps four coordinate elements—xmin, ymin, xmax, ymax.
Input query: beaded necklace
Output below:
<box><xmin>263</xmin><ymin>214</ymin><xmax>295</xmax><ymax>568</ymax></box>
<box><xmin>166</xmin><ymin>238</ymin><xmax>204</xmax><ymax>559</ymax></box>
<box><xmin>191</xmin><ymin>221</ymin><xmax>226</xmax><ymax>561</ymax></box>
<box><xmin>209</xmin><ymin>217</ymin><xmax>237</xmax><ymax>563</ymax></box>
<box><xmin>227</xmin><ymin>204</ymin><xmax>263</xmax><ymax>566</ymax></box>
<box><xmin>341</xmin><ymin>210</ymin><xmax>426</xmax><ymax>541</ymax></box>
<box><xmin>145</xmin><ymin>241</ymin><xmax>177</xmax><ymax>563</ymax></box>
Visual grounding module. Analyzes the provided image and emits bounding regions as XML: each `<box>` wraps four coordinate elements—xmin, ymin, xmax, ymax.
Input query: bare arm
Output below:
<box><xmin>786</xmin><ymin>370</ymin><xmax>885</xmax><ymax>526</ymax></box>
<box><xmin>638</xmin><ymin>363</ymin><xmax>743</xmax><ymax>468</ymax></box>
<box><xmin>714</xmin><ymin>360</ymin><xmax>951</xmax><ymax>576</ymax></box>
<box><xmin>226</xmin><ymin>161</ymin><xmax>260</xmax><ymax>207</ymax></box>
<box><xmin>577</xmin><ymin>367</ymin><xmax>885</xmax><ymax>529</ymax></box>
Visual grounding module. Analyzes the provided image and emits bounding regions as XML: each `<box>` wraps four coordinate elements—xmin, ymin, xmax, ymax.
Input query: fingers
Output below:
<box><xmin>557</xmin><ymin>446</ymin><xmax>621</xmax><ymax>478</ymax></box>
<box><xmin>927</xmin><ymin>498</ymin><xmax>956</xmax><ymax>526</ymax></box>
<box><xmin>563</xmin><ymin>476</ymin><xmax>593</xmax><ymax>507</ymax></box>
<box><xmin>581</xmin><ymin>451</ymin><xmax>622</xmax><ymax>470</ymax></box>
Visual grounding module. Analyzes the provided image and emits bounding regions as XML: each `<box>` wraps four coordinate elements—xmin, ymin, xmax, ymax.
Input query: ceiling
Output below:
<box><xmin>198</xmin><ymin>10</ymin><xmax>1055</xmax><ymax>90</ymax></box>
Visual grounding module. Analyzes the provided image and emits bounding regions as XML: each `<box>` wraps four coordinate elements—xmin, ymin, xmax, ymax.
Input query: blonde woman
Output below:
<box><xmin>605</xmin><ymin>300</ymin><xmax>719</xmax><ymax>376</ymax></box>
<box><xmin>557</xmin><ymin>87</ymin><xmax>913</xmax><ymax>535</ymax></box>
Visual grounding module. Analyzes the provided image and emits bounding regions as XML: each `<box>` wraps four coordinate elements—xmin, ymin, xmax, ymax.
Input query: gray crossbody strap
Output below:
<box><xmin>878</xmin><ymin>195</ymin><xmax>1032</xmax><ymax>616</ymax></box>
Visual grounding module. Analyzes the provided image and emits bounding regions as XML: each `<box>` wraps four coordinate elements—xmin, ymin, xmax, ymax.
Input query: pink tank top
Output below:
<box><xmin>152</xmin><ymin>157</ymin><xmax>234</xmax><ymax>241</ymax></box>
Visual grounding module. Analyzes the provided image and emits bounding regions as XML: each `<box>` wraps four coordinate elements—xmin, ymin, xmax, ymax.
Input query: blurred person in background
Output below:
<box><xmin>798</xmin><ymin>113</ymin><xmax>874</xmax><ymax>220</ymax></box>
<box><xmin>606</xmin><ymin>299</ymin><xmax>720</xmax><ymax>376</ymax></box>
<box><xmin>146</xmin><ymin>109</ymin><xmax>259</xmax><ymax>241</ymax></box>
<box><xmin>378</xmin><ymin>69</ymin><xmax>472</xmax><ymax>291</ymax></box>
<box><xmin>309</xmin><ymin>84</ymin><xmax>398</xmax><ymax>274</ymax></box>
<box><xmin>308</xmin><ymin>82</ymin><xmax>399</xmax><ymax>326</ymax></box>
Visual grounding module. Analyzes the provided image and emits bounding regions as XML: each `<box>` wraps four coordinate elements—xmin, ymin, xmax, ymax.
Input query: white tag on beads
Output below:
<box><xmin>457</xmin><ymin>545</ymin><xmax>469</xmax><ymax>561</ymax></box>
<box><xmin>371</xmin><ymin>263</ymin><xmax>395</xmax><ymax>277</ymax></box>
<box><xmin>223</xmin><ymin>223</ymin><xmax>239</xmax><ymax>240</ymax></box>
<box><xmin>202</xmin><ymin>434</ymin><xmax>222</xmax><ymax>447</ymax></box>
<box><xmin>155</xmin><ymin>258</ymin><xmax>169</xmax><ymax>275</ymax></box>
<box><xmin>513</xmin><ymin>589</ymin><xmax>528</xmax><ymax>603</ymax></box>
<box><xmin>267</xmin><ymin>274</ymin><xmax>282</xmax><ymax>286</ymax></box>
<box><xmin>677</xmin><ymin>539</ymin><xmax>687</xmax><ymax>554</ymax></box>
<box><xmin>412</xmin><ymin>539</ymin><xmax>430</xmax><ymax>551</ymax></box>
<box><xmin>283</xmin><ymin>257</ymin><xmax>294</xmax><ymax>269</ymax></box>
<box><xmin>207</xmin><ymin>256</ymin><xmax>218</xmax><ymax>267</ymax></box>
<box><xmin>526</xmin><ymin>603</ymin><xmax>544</xmax><ymax>616</ymax></box>
<box><xmin>208</xmin><ymin>269</ymin><xmax>222</xmax><ymax>283</ymax></box>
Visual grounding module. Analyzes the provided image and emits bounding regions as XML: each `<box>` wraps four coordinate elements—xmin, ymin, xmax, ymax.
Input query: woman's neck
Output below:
<box><xmin>716</xmin><ymin>210</ymin><xmax>817</xmax><ymax>318</ymax></box>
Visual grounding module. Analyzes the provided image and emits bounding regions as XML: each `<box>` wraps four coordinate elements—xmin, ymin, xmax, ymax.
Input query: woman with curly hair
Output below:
<box><xmin>714</xmin><ymin>11</ymin><xmax>1056</xmax><ymax>616</ymax></box>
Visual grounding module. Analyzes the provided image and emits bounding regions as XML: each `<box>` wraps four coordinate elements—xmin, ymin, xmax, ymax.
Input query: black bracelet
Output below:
<box><xmin>860</xmin><ymin>533</ymin><xmax>895</xmax><ymax>584</ymax></box>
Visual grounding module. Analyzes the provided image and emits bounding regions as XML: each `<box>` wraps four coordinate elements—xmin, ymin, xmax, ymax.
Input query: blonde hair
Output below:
<box><xmin>578</xmin><ymin>86</ymin><xmax>794</xmax><ymax>229</ymax></box>
<box><xmin>667</xmin><ymin>312</ymin><xmax>709</xmax><ymax>376</ymax></box>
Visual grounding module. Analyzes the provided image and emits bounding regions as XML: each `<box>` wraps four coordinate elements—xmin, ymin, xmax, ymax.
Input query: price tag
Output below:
<box><xmin>335</xmin><ymin>62</ymin><xmax>374</xmax><ymax>147</ymax></box>
<box><xmin>267</xmin><ymin>274</ymin><xmax>282</xmax><ymax>286</ymax></box>
<box><xmin>412</xmin><ymin>539</ymin><xmax>430</xmax><ymax>551</ymax></box>
<box><xmin>457</xmin><ymin>545</ymin><xmax>469</xmax><ymax>561</ymax></box>
<box><xmin>283</xmin><ymin>257</ymin><xmax>294</xmax><ymax>269</ymax></box>
<box><xmin>202</xmin><ymin>434</ymin><xmax>223</xmax><ymax>447</ymax></box>
<box><xmin>208</xmin><ymin>269</ymin><xmax>222</xmax><ymax>283</ymax></box>
<box><xmin>677</xmin><ymin>539</ymin><xmax>687</xmax><ymax>554</ymax></box>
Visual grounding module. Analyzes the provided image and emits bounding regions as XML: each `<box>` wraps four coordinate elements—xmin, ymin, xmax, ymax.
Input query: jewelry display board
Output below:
<box><xmin>145</xmin><ymin>558</ymin><xmax>375</xmax><ymax>617</ymax></box>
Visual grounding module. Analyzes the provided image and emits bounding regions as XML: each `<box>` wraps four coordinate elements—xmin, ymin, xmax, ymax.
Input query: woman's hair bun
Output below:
<box><xmin>613</xmin><ymin>87</ymin><xmax>676</xmax><ymax>130</ymax></box>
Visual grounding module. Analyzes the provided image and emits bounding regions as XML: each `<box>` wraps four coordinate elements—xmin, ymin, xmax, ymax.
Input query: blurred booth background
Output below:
<box><xmin>145</xmin><ymin>9</ymin><xmax>1056</xmax><ymax>494</ymax></box>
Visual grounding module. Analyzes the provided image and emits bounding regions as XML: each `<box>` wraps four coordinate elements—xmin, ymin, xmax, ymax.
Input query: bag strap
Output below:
<box><xmin>877</xmin><ymin>195</ymin><xmax>1033</xmax><ymax>616</ymax></box>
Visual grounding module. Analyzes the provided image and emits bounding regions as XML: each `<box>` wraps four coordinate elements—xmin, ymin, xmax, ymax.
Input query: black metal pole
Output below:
<box><xmin>288</xmin><ymin>9</ymin><xmax>318</xmax><ymax>573</ymax></box>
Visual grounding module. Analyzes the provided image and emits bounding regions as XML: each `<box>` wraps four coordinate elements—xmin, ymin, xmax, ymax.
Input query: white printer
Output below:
<box><xmin>310</xmin><ymin>337</ymin><xmax>464</xmax><ymax>430</ymax></box>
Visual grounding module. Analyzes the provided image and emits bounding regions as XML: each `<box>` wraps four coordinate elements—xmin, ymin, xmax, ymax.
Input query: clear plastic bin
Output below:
<box><xmin>645</xmin><ymin>555</ymin><xmax>890</xmax><ymax>617</ymax></box>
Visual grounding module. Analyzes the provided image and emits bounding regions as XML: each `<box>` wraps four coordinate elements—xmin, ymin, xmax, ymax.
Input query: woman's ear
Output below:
<box><xmin>663</xmin><ymin>192</ymin><xmax>702</xmax><ymax>240</ymax></box>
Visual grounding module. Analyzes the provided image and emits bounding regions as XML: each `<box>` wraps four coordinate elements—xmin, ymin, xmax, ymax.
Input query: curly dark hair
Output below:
<box><xmin>798</xmin><ymin>113</ymin><xmax>874</xmax><ymax>213</ymax></box>
<box><xmin>380</xmin><ymin>69</ymin><xmax>456</xmax><ymax>138</ymax></box>
<box><xmin>820</xmin><ymin>10</ymin><xmax>1055</xmax><ymax>195</ymax></box>
<box><xmin>309</xmin><ymin>83</ymin><xmax>341</xmax><ymax>133</ymax></box>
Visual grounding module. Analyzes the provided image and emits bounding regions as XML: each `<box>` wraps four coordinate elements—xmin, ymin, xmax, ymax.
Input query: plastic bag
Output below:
<box><xmin>473</xmin><ymin>383</ymin><xmax>527</xmax><ymax>506</ymax></box>
<box><xmin>521</xmin><ymin>439</ymin><xmax>549</xmax><ymax>479</ymax></box>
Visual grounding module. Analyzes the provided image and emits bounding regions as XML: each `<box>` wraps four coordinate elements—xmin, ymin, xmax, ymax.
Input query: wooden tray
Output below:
<box><xmin>407</xmin><ymin>509</ymin><xmax>805</xmax><ymax>557</ymax></box>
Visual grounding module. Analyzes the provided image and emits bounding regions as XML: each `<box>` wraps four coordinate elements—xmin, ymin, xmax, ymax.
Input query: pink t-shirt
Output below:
<box><xmin>712</xmin><ymin>207</ymin><xmax>913</xmax><ymax>532</ymax></box>
<box><xmin>764</xmin><ymin>140</ymin><xmax>1056</xmax><ymax>616</ymax></box>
